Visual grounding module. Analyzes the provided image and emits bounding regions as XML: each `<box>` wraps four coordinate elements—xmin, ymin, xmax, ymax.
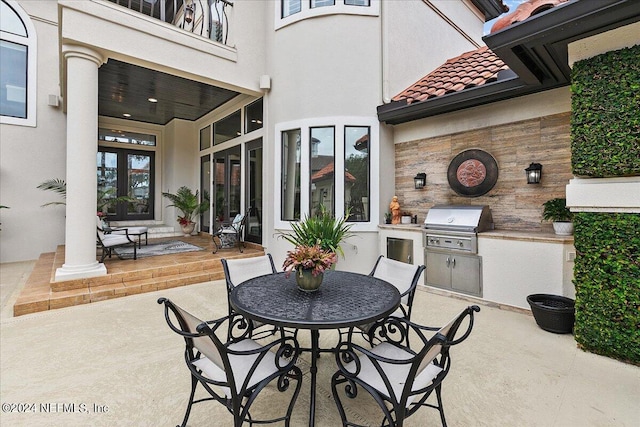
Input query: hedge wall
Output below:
<box><xmin>573</xmin><ymin>213</ymin><xmax>640</xmax><ymax>363</ymax></box>
<box><xmin>571</xmin><ymin>45</ymin><xmax>640</xmax><ymax>364</ymax></box>
<box><xmin>571</xmin><ymin>45</ymin><xmax>640</xmax><ymax>177</ymax></box>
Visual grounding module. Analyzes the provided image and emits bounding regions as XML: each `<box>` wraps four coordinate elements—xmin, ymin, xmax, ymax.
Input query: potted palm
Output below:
<box><xmin>277</xmin><ymin>206</ymin><xmax>355</xmax><ymax>258</ymax></box>
<box><xmin>162</xmin><ymin>186</ymin><xmax>209</xmax><ymax>236</ymax></box>
<box><xmin>542</xmin><ymin>197</ymin><xmax>574</xmax><ymax>235</ymax></box>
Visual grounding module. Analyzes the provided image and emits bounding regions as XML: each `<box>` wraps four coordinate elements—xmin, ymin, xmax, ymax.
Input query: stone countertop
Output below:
<box><xmin>377</xmin><ymin>224</ymin><xmax>574</xmax><ymax>243</ymax></box>
<box><xmin>378</xmin><ymin>224</ymin><xmax>422</xmax><ymax>231</ymax></box>
<box><xmin>479</xmin><ymin>229</ymin><xmax>574</xmax><ymax>243</ymax></box>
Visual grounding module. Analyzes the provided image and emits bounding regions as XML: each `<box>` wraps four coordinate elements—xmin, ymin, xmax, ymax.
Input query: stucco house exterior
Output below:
<box><xmin>0</xmin><ymin>0</ymin><xmax>508</xmax><ymax>278</ymax></box>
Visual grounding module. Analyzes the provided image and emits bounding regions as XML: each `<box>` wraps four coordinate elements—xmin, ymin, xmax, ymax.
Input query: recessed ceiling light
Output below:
<box><xmin>123</xmin><ymin>113</ymin><xmax>131</xmax><ymax>117</ymax></box>
<box><xmin>148</xmin><ymin>97</ymin><xmax>158</xmax><ymax>103</ymax></box>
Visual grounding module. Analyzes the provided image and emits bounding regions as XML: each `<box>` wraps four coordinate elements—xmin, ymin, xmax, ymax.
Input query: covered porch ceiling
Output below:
<box><xmin>98</xmin><ymin>59</ymin><xmax>240</xmax><ymax>125</ymax></box>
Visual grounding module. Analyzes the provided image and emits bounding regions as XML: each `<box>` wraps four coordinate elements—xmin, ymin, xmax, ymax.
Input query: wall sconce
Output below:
<box><xmin>525</xmin><ymin>163</ymin><xmax>542</xmax><ymax>184</ymax></box>
<box><xmin>184</xmin><ymin>2</ymin><xmax>195</xmax><ymax>23</ymax></box>
<box><xmin>414</xmin><ymin>173</ymin><xmax>426</xmax><ymax>189</ymax></box>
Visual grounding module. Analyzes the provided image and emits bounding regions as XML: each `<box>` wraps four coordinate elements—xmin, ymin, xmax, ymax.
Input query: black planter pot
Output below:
<box><xmin>526</xmin><ymin>294</ymin><xmax>575</xmax><ymax>334</ymax></box>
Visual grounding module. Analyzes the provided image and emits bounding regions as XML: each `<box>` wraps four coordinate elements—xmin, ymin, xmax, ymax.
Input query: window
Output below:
<box><xmin>310</xmin><ymin>126</ymin><xmax>335</xmax><ymax>216</ymax></box>
<box><xmin>281</xmin><ymin>129</ymin><xmax>301</xmax><ymax>221</ymax></box>
<box><xmin>282</xmin><ymin>0</ymin><xmax>301</xmax><ymax>18</ymax></box>
<box><xmin>214</xmin><ymin>110</ymin><xmax>241</xmax><ymax>145</ymax></box>
<box><xmin>99</xmin><ymin>128</ymin><xmax>156</xmax><ymax>146</ymax></box>
<box><xmin>345</xmin><ymin>0</ymin><xmax>369</xmax><ymax>5</ymax></box>
<box><xmin>200</xmin><ymin>125</ymin><xmax>211</xmax><ymax>150</ymax></box>
<box><xmin>345</xmin><ymin>126</ymin><xmax>369</xmax><ymax>221</ymax></box>
<box><xmin>0</xmin><ymin>0</ymin><xmax>36</xmax><ymax>126</ymax></box>
<box><xmin>276</xmin><ymin>118</ymin><xmax>378</xmax><ymax>229</ymax></box>
<box><xmin>245</xmin><ymin>98</ymin><xmax>263</xmax><ymax>133</ymax></box>
<box><xmin>311</xmin><ymin>0</ymin><xmax>334</xmax><ymax>8</ymax></box>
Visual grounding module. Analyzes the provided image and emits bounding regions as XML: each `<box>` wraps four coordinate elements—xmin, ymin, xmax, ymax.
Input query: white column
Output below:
<box><xmin>55</xmin><ymin>45</ymin><xmax>107</xmax><ymax>281</ymax></box>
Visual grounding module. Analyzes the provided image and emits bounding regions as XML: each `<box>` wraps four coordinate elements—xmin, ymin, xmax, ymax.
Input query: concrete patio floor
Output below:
<box><xmin>1</xmin><ymin>261</ymin><xmax>638</xmax><ymax>426</ymax></box>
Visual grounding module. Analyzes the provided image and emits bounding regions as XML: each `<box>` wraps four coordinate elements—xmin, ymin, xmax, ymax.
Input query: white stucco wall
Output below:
<box><xmin>0</xmin><ymin>1</ymin><xmax>67</xmax><ymax>263</ymax></box>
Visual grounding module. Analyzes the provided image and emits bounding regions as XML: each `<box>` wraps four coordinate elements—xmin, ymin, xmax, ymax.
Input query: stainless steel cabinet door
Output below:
<box><xmin>425</xmin><ymin>250</ymin><xmax>451</xmax><ymax>290</ymax></box>
<box><xmin>450</xmin><ymin>253</ymin><xmax>482</xmax><ymax>296</ymax></box>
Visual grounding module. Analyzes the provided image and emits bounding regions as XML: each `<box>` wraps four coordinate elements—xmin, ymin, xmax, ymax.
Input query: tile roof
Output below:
<box><xmin>490</xmin><ymin>0</ymin><xmax>570</xmax><ymax>33</ymax></box>
<box><xmin>392</xmin><ymin>46</ymin><xmax>509</xmax><ymax>104</ymax></box>
<box><xmin>311</xmin><ymin>162</ymin><xmax>356</xmax><ymax>183</ymax></box>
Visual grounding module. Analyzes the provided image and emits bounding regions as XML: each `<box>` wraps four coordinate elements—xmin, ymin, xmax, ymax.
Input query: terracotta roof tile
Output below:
<box><xmin>490</xmin><ymin>0</ymin><xmax>570</xmax><ymax>33</ymax></box>
<box><xmin>392</xmin><ymin>46</ymin><xmax>509</xmax><ymax>104</ymax></box>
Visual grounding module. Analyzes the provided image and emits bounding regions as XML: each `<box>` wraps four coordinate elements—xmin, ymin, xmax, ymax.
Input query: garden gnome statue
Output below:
<box><xmin>390</xmin><ymin>196</ymin><xmax>401</xmax><ymax>224</ymax></box>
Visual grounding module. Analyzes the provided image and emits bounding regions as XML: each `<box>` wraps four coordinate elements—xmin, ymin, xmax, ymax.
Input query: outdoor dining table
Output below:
<box><xmin>229</xmin><ymin>270</ymin><xmax>401</xmax><ymax>427</ymax></box>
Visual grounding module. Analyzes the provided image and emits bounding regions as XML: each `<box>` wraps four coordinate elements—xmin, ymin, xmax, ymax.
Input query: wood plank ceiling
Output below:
<box><xmin>98</xmin><ymin>59</ymin><xmax>239</xmax><ymax>125</ymax></box>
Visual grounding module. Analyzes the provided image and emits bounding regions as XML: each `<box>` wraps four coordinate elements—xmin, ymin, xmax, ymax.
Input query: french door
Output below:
<box><xmin>245</xmin><ymin>139</ymin><xmax>263</xmax><ymax>244</ymax></box>
<box><xmin>209</xmin><ymin>140</ymin><xmax>263</xmax><ymax>244</ymax></box>
<box><xmin>97</xmin><ymin>148</ymin><xmax>154</xmax><ymax>221</ymax></box>
<box><xmin>213</xmin><ymin>146</ymin><xmax>241</xmax><ymax>229</ymax></box>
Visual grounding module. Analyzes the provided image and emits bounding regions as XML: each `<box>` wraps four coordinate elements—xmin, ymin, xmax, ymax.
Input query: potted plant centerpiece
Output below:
<box><xmin>278</xmin><ymin>206</ymin><xmax>355</xmax><ymax>259</ymax></box>
<box><xmin>162</xmin><ymin>186</ymin><xmax>209</xmax><ymax>236</ymax></box>
<box><xmin>283</xmin><ymin>245</ymin><xmax>337</xmax><ymax>292</ymax></box>
<box><xmin>542</xmin><ymin>197</ymin><xmax>574</xmax><ymax>235</ymax></box>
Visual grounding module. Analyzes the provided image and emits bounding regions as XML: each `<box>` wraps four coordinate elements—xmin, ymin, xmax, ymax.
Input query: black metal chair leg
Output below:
<box><xmin>179</xmin><ymin>375</ymin><xmax>199</xmax><ymax>427</ymax></box>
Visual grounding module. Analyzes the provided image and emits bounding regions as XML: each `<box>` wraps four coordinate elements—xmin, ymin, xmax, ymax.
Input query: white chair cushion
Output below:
<box><xmin>192</xmin><ymin>338</ymin><xmax>279</xmax><ymax>398</ymax></box>
<box><xmin>225</xmin><ymin>255</ymin><xmax>275</xmax><ymax>286</ymax></box>
<box><xmin>345</xmin><ymin>342</ymin><xmax>443</xmax><ymax>407</ymax></box>
<box><xmin>372</xmin><ymin>258</ymin><xmax>422</xmax><ymax>305</ymax></box>
<box><xmin>100</xmin><ymin>234</ymin><xmax>133</xmax><ymax>247</ymax></box>
<box><xmin>111</xmin><ymin>226</ymin><xmax>148</xmax><ymax>235</ymax></box>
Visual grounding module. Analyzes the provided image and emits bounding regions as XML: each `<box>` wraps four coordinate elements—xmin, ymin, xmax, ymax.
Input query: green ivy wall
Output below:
<box><xmin>570</xmin><ymin>45</ymin><xmax>640</xmax><ymax>364</ymax></box>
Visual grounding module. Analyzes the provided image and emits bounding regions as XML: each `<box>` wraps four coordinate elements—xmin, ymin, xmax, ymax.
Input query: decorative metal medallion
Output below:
<box><xmin>447</xmin><ymin>149</ymin><xmax>498</xmax><ymax>197</ymax></box>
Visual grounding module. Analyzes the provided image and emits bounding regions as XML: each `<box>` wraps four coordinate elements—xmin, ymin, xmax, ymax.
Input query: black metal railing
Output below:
<box><xmin>107</xmin><ymin>0</ymin><xmax>233</xmax><ymax>45</ymax></box>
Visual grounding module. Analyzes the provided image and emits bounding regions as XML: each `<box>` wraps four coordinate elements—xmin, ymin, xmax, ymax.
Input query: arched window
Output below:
<box><xmin>1</xmin><ymin>0</ymin><xmax>37</xmax><ymax>126</ymax></box>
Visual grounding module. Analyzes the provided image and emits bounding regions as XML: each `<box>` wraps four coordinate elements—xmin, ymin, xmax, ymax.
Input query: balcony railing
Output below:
<box><xmin>107</xmin><ymin>0</ymin><xmax>233</xmax><ymax>45</ymax></box>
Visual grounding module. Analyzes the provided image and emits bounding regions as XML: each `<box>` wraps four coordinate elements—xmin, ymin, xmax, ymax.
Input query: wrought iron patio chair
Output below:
<box><xmin>158</xmin><ymin>297</ymin><xmax>302</xmax><ymax>427</ymax></box>
<box><xmin>212</xmin><ymin>210</ymin><xmax>248</xmax><ymax>253</ymax></box>
<box><xmin>343</xmin><ymin>255</ymin><xmax>425</xmax><ymax>346</ymax></box>
<box><xmin>96</xmin><ymin>216</ymin><xmax>137</xmax><ymax>261</ymax></box>
<box><xmin>221</xmin><ymin>254</ymin><xmax>289</xmax><ymax>340</ymax></box>
<box><xmin>331</xmin><ymin>305</ymin><xmax>480</xmax><ymax>427</ymax></box>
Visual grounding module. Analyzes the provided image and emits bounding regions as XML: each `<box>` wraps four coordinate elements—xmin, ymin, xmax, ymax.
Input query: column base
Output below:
<box><xmin>55</xmin><ymin>262</ymin><xmax>107</xmax><ymax>282</ymax></box>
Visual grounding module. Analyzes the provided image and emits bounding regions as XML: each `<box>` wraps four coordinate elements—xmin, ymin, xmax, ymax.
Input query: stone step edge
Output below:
<box><xmin>14</xmin><ymin>268</ymin><xmax>228</xmax><ymax>316</ymax></box>
<box><xmin>48</xmin><ymin>251</ymin><xmax>261</xmax><ymax>292</ymax></box>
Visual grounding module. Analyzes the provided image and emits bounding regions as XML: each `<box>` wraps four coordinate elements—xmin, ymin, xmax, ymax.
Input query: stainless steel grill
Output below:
<box><xmin>423</xmin><ymin>205</ymin><xmax>493</xmax><ymax>297</ymax></box>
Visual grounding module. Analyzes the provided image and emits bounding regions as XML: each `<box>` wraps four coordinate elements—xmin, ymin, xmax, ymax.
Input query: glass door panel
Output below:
<box><xmin>246</xmin><ymin>139</ymin><xmax>263</xmax><ymax>244</ymax></box>
<box><xmin>213</xmin><ymin>146</ymin><xmax>241</xmax><ymax>230</ymax></box>
<box><xmin>200</xmin><ymin>155</ymin><xmax>211</xmax><ymax>232</ymax></box>
<box><xmin>97</xmin><ymin>152</ymin><xmax>119</xmax><ymax>218</ymax></box>
<box><xmin>127</xmin><ymin>153</ymin><xmax>151</xmax><ymax>216</ymax></box>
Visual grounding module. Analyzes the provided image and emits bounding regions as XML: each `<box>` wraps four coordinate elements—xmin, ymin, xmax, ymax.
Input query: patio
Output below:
<box><xmin>1</xmin><ymin>264</ymin><xmax>638</xmax><ymax>426</ymax></box>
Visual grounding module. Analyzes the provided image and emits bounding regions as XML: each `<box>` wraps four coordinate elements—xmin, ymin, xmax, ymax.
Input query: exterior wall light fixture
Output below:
<box><xmin>525</xmin><ymin>163</ymin><xmax>542</xmax><ymax>184</ymax></box>
<box><xmin>414</xmin><ymin>173</ymin><xmax>426</xmax><ymax>189</ymax></box>
<box><xmin>185</xmin><ymin>3</ymin><xmax>195</xmax><ymax>23</ymax></box>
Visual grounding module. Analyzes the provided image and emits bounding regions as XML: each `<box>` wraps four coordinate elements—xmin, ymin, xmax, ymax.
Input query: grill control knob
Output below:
<box><xmin>457</xmin><ymin>240</ymin><xmax>464</xmax><ymax>247</ymax></box>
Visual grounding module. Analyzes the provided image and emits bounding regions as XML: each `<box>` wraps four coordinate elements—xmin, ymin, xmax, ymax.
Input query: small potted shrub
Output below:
<box><xmin>542</xmin><ymin>198</ymin><xmax>574</xmax><ymax>235</ymax></box>
<box><xmin>283</xmin><ymin>245</ymin><xmax>337</xmax><ymax>292</ymax></box>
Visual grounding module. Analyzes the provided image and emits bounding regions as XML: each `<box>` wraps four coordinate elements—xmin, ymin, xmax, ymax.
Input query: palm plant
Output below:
<box><xmin>37</xmin><ymin>178</ymin><xmax>135</xmax><ymax>211</ymax></box>
<box><xmin>162</xmin><ymin>186</ymin><xmax>209</xmax><ymax>226</ymax></box>
<box><xmin>278</xmin><ymin>206</ymin><xmax>355</xmax><ymax>258</ymax></box>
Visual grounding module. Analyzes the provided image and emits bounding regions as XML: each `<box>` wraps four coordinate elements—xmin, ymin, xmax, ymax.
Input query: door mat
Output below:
<box><xmin>113</xmin><ymin>240</ymin><xmax>204</xmax><ymax>260</ymax></box>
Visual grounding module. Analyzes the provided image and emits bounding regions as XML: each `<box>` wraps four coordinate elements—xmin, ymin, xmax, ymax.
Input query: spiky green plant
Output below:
<box><xmin>37</xmin><ymin>178</ymin><xmax>134</xmax><ymax>210</ymax></box>
<box><xmin>278</xmin><ymin>206</ymin><xmax>355</xmax><ymax>258</ymax></box>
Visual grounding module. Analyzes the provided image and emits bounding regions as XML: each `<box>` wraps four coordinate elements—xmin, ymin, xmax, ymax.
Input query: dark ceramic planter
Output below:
<box><xmin>296</xmin><ymin>269</ymin><xmax>323</xmax><ymax>292</ymax></box>
<box><xmin>527</xmin><ymin>294</ymin><xmax>575</xmax><ymax>334</ymax></box>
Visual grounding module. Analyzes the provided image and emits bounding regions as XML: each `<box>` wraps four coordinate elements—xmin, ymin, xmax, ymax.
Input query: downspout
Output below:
<box><xmin>381</xmin><ymin>0</ymin><xmax>390</xmax><ymax>103</ymax></box>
